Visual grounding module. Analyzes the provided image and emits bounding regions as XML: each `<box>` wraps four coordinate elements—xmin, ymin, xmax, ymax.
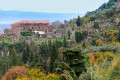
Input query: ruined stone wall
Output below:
<box><xmin>11</xmin><ymin>34</ymin><xmax>39</xmax><ymax>43</ymax></box>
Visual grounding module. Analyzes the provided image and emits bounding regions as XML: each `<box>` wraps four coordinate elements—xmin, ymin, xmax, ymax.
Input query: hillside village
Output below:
<box><xmin>1</xmin><ymin>0</ymin><xmax>120</xmax><ymax>80</ymax></box>
<box><xmin>0</xmin><ymin>1</ymin><xmax>119</xmax><ymax>44</ymax></box>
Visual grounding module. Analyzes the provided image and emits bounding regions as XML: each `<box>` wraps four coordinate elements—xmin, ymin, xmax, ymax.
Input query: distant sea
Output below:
<box><xmin>0</xmin><ymin>10</ymin><xmax>84</xmax><ymax>33</ymax></box>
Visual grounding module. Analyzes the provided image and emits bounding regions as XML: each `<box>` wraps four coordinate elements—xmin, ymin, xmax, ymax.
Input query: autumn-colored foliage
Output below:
<box><xmin>89</xmin><ymin>51</ymin><xmax>120</xmax><ymax>80</ymax></box>
<box><xmin>89</xmin><ymin>52</ymin><xmax>111</xmax><ymax>66</ymax></box>
<box><xmin>2</xmin><ymin>66</ymin><xmax>27</xmax><ymax>80</ymax></box>
<box><xmin>16</xmin><ymin>68</ymin><xmax>60</xmax><ymax>80</ymax></box>
<box><xmin>2</xmin><ymin>66</ymin><xmax>60</xmax><ymax>80</ymax></box>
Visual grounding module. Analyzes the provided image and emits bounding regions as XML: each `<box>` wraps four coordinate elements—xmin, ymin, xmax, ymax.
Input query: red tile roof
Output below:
<box><xmin>12</xmin><ymin>20</ymin><xmax>50</xmax><ymax>26</ymax></box>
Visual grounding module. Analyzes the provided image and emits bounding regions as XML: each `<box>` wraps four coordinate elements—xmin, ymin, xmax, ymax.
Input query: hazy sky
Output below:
<box><xmin>0</xmin><ymin>0</ymin><xmax>109</xmax><ymax>13</ymax></box>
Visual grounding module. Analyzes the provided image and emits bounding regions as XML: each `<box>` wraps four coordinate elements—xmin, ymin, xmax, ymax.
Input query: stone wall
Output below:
<box><xmin>11</xmin><ymin>34</ymin><xmax>39</xmax><ymax>43</ymax></box>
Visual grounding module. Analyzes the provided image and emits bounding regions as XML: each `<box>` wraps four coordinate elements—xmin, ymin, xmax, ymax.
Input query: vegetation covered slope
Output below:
<box><xmin>1</xmin><ymin>0</ymin><xmax>120</xmax><ymax>80</ymax></box>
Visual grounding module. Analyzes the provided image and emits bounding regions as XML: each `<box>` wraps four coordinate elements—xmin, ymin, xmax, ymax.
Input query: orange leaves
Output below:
<box><xmin>89</xmin><ymin>52</ymin><xmax>111</xmax><ymax>66</ymax></box>
<box><xmin>2</xmin><ymin>66</ymin><xmax>60</xmax><ymax>80</ymax></box>
<box><xmin>105</xmin><ymin>30</ymin><xmax>119</xmax><ymax>42</ymax></box>
<box><xmin>2</xmin><ymin>66</ymin><xmax>27</xmax><ymax>80</ymax></box>
<box><xmin>89</xmin><ymin>52</ymin><xmax>95</xmax><ymax>66</ymax></box>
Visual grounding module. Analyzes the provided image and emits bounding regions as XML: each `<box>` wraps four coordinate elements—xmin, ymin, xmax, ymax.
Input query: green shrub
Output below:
<box><xmin>82</xmin><ymin>44</ymin><xmax>119</xmax><ymax>54</ymax></box>
<box><xmin>92</xmin><ymin>22</ymin><xmax>99</xmax><ymax>29</ymax></box>
<box><xmin>20</xmin><ymin>31</ymin><xmax>33</xmax><ymax>36</ymax></box>
<box><xmin>75</xmin><ymin>30</ymin><xmax>86</xmax><ymax>43</ymax></box>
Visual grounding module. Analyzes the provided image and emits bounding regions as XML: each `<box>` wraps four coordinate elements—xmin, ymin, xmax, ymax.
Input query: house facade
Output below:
<box><xmin>11</xmin><ymin>20</ymin><xmax>50</xmax><ymax>34</ymax></box>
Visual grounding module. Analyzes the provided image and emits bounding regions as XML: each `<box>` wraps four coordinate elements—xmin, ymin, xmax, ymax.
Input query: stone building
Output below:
<box><xmin>11</xmin><ymin>20</ymin><xmax>50</xmax><ymax>34</ymax></box>
<box><xmin>55</xmin><ymin>28</ymin><xmax>67</xmax><ymax>38</ymax></box>
<box><xmin>112</xmin><ymin>2</ymin><xmax>120</xmax><ymax>8</ymax></box>
<box><xmin>47</xmin><ymin>32</ymin><xmax>54</xmax><ymax>38</ymax></box>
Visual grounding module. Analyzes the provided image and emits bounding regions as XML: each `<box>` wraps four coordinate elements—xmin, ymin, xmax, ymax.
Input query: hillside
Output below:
<box><xmin>1</xmin><ymin>0</ymin><xmax>120</xmax><ymax>80</ymax></box>
<box><xmin>86</xmin><ymin>0</ymin><xmax>119</xmax><ymax>16</ymax></box>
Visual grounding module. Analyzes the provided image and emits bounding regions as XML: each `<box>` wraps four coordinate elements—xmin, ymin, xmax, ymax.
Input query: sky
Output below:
<box><xmin>0</xmin><ymin>0</ymin><xmax>109</xmax><ymax>14</ymax></box>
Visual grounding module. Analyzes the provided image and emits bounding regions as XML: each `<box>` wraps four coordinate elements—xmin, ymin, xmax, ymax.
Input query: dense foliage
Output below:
<box><xmin>20</xmin><ymin>31</ymin><xmax>33</xmax><ymax>36</ymax></box>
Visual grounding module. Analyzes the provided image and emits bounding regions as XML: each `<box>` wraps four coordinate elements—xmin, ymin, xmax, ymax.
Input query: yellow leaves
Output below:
<box><xmin>96</xmin><ymin>39</ymin><xmax>103</xmax><ymax>46</ymax></box>
<box><xmin>16</xmin><ymin>77</ymin><xmax>43</xmax><ymax>80</ymax></box>
<box><xmin>27</xmin><ymin>68</ymin><xmax>46</xmax><ymax>78</ymax></box>
<box><xmin>111</xmin><ymin>41</ymin><xmax>120</xmax><ymax>45</ymax></box>
<box><xmin>89</xmin><ymin>52</ymin><xmax>111</xmax><ymax>66</ymax></box>
<box><xmin>89</xmin><ymin>51</ymin><xmax>120</xmax><ymax>80</ymax></box>
<box><xmin>2</xmin><ymin>66</ymin><xmax>60</xmax><ymax>80</ymax></box>
<box><xmin>104</xmin><ymin>52</ymin><xmax>110</xmax><ymax>58</ymax></box>
<box><xmin>105</xmin><ymin>30</ymin><xmax>119</xmax><ymax>42</ymax></box>
<box><xmin>16</xmin><ymin>68</ymin><xmax>60</xmax><ymax>80</ymax></box>
<box><xmin>83</xmin><ymin>16</ymin><xmax>90</xmax><ymax>23</ymax></box>
<box><xmin>45</xmin><ymin>73</ymin><xmax>60</xmax><ymax>80</ymax></box>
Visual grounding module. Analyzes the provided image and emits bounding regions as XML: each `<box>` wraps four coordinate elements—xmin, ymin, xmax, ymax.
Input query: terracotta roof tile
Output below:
<box><xmin>12</xmin><ymin>20</ymin><xmax>50</xmax><ymax>26</ymax></box>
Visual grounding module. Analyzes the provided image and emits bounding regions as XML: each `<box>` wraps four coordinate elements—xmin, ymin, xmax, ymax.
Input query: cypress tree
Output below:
<box><xmin>55</xmin><ymin>39</ymin><xmax>59</xmax><ymax>49</ymax></box>
<box><xmin>22</xmin><ymin>48</ymin><xmax>28</xmax><ymax>64</ymax></box>
<box><xmin>76</xmin><ymin>16</ymin><xmax>82</xmax><ymax>27</ymax></box>
<box><xmin>28</xmin><ymin>52</ymin><xmax>33</xmax><ymax>63</ymax></box>
<box><xmin>75</xmin><ymin>31</ymin><xmax>81</xmax><ymax>43</ymax></box>
<box><xmin>92</xmin><ymin>22</ymin><xmax>99</xmax><ymax>29</ymax></box>
<box><xmin>49</xmin><ymin>42</ymin><xmax>58</xmax><ymax>73</ymax></box>
<box><xmin>10</xmin><ymin>49</ymin><xmax>18</xmax><ymax>66</ymax></box>
<box><xmin>48</xmin><ymin>39</ymin><xmax>52</xmax><ymax>56</ymax></box>
<box><xmin>117</xmin><ymin>28</ymin><xmax>120</xmax><ymax>42</ymax></box>
<box><xmin>30</xmin><ymin>52</ymin><xmax>43</xmax><ymax>68</ymax></box>
<box><xmin>63</xmin><ymin>36</ymin><xmax>67</xmax><ymax>48</ymax></box>
<box><xmin>26</xmin><ymin>44</ymin><xmax>30</xmax><ymax>59</ymax></box>
<box><xmin>68</xmin><ymin>30</ymin><xmax>71</xmax><ymax>39</ymax></box>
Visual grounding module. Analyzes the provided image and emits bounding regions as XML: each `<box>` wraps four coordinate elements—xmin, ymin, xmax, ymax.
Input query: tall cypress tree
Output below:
<box><xmin>63</xmin><ymin>36</ymin><xmax>67</xmax><ymax>48</ymax></box>
<box><xmin>22</xmin><ymin>48</ymin><xmax>28</xmax><ymax>64</ymax></box>
<box><xmin>68</xmin><ymin>30</ymin><xmax>71</xmax><ymax>39</ymax></box>
<box><xmin>26</xmin><ymin>44</ymin><xmax>30</xmax><ymax>59</ymax></box>
<box><xmin>49</xmin><ymin>42</ymin><xmax>58</xmax><ymax>73</ymax></box>
<box><xmin>10</xmin><ymin>49</ymin><xmax>18</xmax><ymax>66</ymax></box>
<box><xmin>30</xmin><ymin>52</ymin><xmax>43</xmax><ymax>68</ymax></box>
<box><xmin>28</xmin><ymin>52</ymin><xmax>33</xmax><ymax>63</ymax></box>
<box><xmin>117</xmin><ymin>28</ymin><xmax>120</xmax><ymax>42</ymax></box>
<box><xmin>76</xmin><ymin>16</ymin><xmax>82</xmax><ymax>27</ymax></box>
<box><xmin>48</xmin><ymin>39</ymin><xmax>52</xmax><ymax>56</ymax></box>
